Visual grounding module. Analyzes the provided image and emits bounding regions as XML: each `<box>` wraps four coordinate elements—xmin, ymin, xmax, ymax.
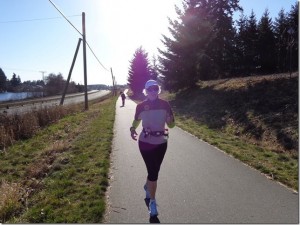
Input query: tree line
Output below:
<box><xmin>128</xmin><ymin>0</ymin><xmax>298</xmax><ymax>93</ymax></box>
<box><xmin>0</xmin><ymin>68</ymin><xmax>84</xmax><ymax>96</ymax></box>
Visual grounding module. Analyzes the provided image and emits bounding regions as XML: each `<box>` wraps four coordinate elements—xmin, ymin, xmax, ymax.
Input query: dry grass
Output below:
<box><xmin>26</xmin><ymin>141</ymin><xmax>70</xmax><ymax>179</ymax></box>
<box><xmin>0</xmin><ymin>180</ymin><xmax>24</xmax><ymax>223</ymax></box>
<box><xmin>0</xmin><ymin>105</ymin><xmax>80</xmax><ymax>150</ymax></box>
<box><xmin>198</xmin><ymin>72</ymin><xmax>298</xmax><ymax>90</ymax></box>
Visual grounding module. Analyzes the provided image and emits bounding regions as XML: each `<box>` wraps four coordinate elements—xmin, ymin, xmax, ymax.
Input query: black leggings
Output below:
<box><xmin>138</xmin><ymin>141</ymin><xmax>167</xmax><ymax>182</ymax></box>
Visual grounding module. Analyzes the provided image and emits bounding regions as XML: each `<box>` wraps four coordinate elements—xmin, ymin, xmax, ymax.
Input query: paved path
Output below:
<box><xmin>105</xmin><ymin>93</ymin><xmax>298</xmax><ymax>224</ymax></box>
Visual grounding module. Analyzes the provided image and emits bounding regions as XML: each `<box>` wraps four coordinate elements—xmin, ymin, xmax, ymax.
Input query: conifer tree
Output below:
<box><xmin>159</xmin><ymin>0</ymin><xmax>242</xmax><ymax>91</ymax></box>
<box><xmin>158</xmin><ymin>0</ymin><xmax>214</xmax><ymax>91</ymax></box>
<box><xmin>205</xmin><ymin>0</ymin><xmax>241</xmax><ymax>78</ymax></box>
<box><xmin>287</xmin><ymin>2</ymin><xmax>298</xmax><ymax>71</ymax></box>
<box><xmin>10</xmin><ymin>73</ymin><xmax>21</xmax><ymax>87</ymax></box>
<box><xmin>244</xmin><ymin>10</ymin><xmax>259</xmax><ymax>74</ymax></box>
<box><xmin>257</xmin><ymin>9</ymin><xmax>276</xmax><ymax>73</ymax></box>
<box><xmin>274</xmin><ymin>9</ymin><xmax>289</xmax><ymax>72</ymax></box>
<box><xmin>127</xmin><ymin>47</ymin><xmax>151</xmax><ymax>96</ymax></box>
<box><xmin>235</xmin><ymin>13</ymin><xmax>248</xmax><ymax>74</ymax></box>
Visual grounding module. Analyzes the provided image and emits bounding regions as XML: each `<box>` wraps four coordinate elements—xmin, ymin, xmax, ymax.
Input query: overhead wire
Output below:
<box><xmin>48</xmin><ymin>0</ymin><xmax>82</xmax><ymax>36</ymax></box>
<box><xmin>2</xmin><ymin>67</ymin><xmax>41</xmax><ymax>73</ymax></box>
<box><xmin>0</xmin><ymin>15</ymin><xmax>81</xmax><ymax>23</ymax></box>
<box><xmin>48</xmin><ymin>0</ymin><xmax>109</xmax><ymax>72</ymax></box>
<box><xmin>86</xmin><ymin>42</ymin><xmax>109</xmax><ymax>71</ymax></box>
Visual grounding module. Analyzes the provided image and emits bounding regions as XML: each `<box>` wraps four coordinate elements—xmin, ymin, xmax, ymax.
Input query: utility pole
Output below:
<box><xmin>110</xmin><ymin>67</ymin><xmax>116</xmax><ymax>96</ymax></box>
<box><xmin>39</xmin><ymin>71</ymin><xmax>46</xmax><ymax>83</ymax></box>
<box><xmin>82</xmin><ymin>12</ymin><xmax>88</xmax><ymax>110</ymax></box>
<box><xmin>39</xmin><ymin>71</ymin><xmax>46</xmax><ymax>97</ymax></box>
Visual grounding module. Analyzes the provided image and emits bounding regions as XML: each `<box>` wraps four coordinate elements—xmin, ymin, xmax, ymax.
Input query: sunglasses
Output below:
<box><xmin>146</xmin><ymin>85</ymin><xmax>159</xmax><ymax>92</ymax></box>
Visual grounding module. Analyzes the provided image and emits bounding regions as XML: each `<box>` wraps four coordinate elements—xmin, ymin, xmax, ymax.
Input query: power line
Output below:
<box><xmin>48</xmin><ymin>0</ymin><xmax>109</xmax><ymax>72</ymax></box>
<box><xmin>48</xmin><ymin>0</ymin><xmax>82</xmax><ymax>36</ymax></box>
<box><xmin>2</xmin><ymin>67</ymin><xmax>41</xmax><ymax>73</ymax></box>
<box><xmin>86</xmin><ymin>42</ymin><xmax>109</xmax><ymax>71</ymax></box>
<box><xmin>0</xmin><ymin>15</ymin><xmax>81</xmax><ymax>23</ymax></box>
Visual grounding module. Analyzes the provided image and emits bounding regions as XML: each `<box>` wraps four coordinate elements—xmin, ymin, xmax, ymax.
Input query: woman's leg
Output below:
<box><xmin>140</xmin><ymin>142</ymin><xmax>167</xmax><ymax>199</ymax></box>
<box><xmin>147</xmin><ymin>179</ymin><xmax>157</xmax><ymax>199</ymax></box>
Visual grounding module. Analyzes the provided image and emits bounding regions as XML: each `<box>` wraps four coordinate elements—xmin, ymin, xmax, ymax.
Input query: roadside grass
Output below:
<box><xmin>0</xmin><ymin>104</ymin><xmax>79</xmax><ymax>150</ymax></box>
<box><xmin>0</xmin><ymin>96</ymin><xmax>116</xmax><ymax>223</ymax></box>
<box><xmin>160</xmin><ymin>73</ymin><xmax>298</xmax><ymax>191</ymax></box>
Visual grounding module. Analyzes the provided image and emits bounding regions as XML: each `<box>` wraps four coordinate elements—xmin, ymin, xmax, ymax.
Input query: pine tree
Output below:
<box><xmin>235</xmin><ymin>13</ymin><xmax>249</xmax><ymax>74</ymax></box>
<box><xmin>274</xmin><ymin>9</ymin><xmax>289</xmax><ymax>72</ymax></box>
<box><xmin>244</xmin><ymin>10</ymin><xmax>259</xmax><ymax>74</ymax></box>
<box><xmin>205</xmin><ymin>0</ymin><xmax>241</xmax><ymax>78</ymax></box>
<box><xmin>158</xmin><ymin>0</ymin><xmax>214</xmax><ymax>91</ymax></box>
<box><xmin>257</xmin><ymin>9</ymin><xmax>276</xmax><ymax>73</ymax></box>
<box><xmin>127</xmin><ymin>47</ymin><xmax>151</xmax><ymax>96</ymax></box>
<box><xmin>10</xmin><ymin>73</ymin><xmax>21</xmax><ymax>87</ymax></box>
<box><xmin>287</xmin><ymin>2</ymin><xmax>298</xmax><ymax>72</ymax></box>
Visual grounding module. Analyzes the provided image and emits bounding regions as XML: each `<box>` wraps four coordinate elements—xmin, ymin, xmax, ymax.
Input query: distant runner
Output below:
<box><xmin>120</xmin><ymin>91</ymin><xmax>126</xmax><ymax>107</ymax></box>
<box><xmin>130</xmin><ymin>80</ymin><xmax>175</xmax><ymax>217</ymax></box>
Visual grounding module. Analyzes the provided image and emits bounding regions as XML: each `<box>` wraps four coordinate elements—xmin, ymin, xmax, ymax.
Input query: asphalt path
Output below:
<box><xmin>105</xmin><ymin>93</ymin><xmax>298</xmax><ymax>224</ymax></box>
<box><xmin>0</xmin><ymin>90</ymin><xmax>110</xmax><ymax>115</ymax></box>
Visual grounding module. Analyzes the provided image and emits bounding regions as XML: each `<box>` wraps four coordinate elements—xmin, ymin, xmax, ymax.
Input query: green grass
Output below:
<box><xmin>0</xmin><ymin>97</ymin><xmax>116</xmax><ymax>223</ymax></box>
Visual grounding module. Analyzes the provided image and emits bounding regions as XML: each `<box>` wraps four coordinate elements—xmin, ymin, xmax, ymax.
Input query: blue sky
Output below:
<box><xmin>0</xmin><ymin>0</ymin><xmax>297</xmax><ymax>85</ymax></box>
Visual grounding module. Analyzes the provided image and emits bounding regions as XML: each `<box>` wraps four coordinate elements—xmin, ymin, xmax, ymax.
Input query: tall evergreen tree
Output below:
<box><xmin>274</xmin><ymin>9</ymin><xmax>289</xmax><ymax>72</ymax></box>
<box><xmin>0</xmin><ymin>68</ymin><xmax>7</xmax><ymax>92</ymax></box>
<box><xmin>257</xmin><ymin>9</ymin><xmax>276</xmax><ymax>73</ymax></box>
<box><xmin>159</xmin><ymin>0</ymin><xmax>242</xmax><ymax>91</ymax></box>
<box><xmin>287</xmin><ymin>2</ymin><xmax>298</xmax><ymax>72</ymax></box>
<box><xmin>10</xmin><ymin>73</ymin><xmax>21</xmax><ymax>87</ymax></box>
<box><xmin>158</xmin><ymin>0</ymin><xmax>214</xmax><ymax>91</ymax></box>
<box><xmin>235</xmin><ymin>13</ymin><xmax>249</xmax><ymax>74</ymax></box>
<box><xmin>127</xmin><ymin>47</ymin><xmax>151</xmax><ymax>95</ymax></box>
<box><xmin>205</xmin><ymin>0</ymin><xmax>241</xmax><ymax>78</ymax></box>
<box><xmin>244</xmin><ymin>10</ymin><xmax>259</xmax><ymax>74</ymax></box>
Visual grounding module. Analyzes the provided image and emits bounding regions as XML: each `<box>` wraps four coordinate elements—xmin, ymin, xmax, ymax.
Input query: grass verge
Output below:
<box><xmin>0</xmin><ymin>96</ymin><xmax>116</xmax><ymax>223</ymax></box>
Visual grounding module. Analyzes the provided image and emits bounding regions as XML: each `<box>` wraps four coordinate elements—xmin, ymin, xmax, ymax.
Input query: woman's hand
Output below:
<box><xmin>130</xmin><ymin>127</ymin><xmax>138</xmax><ymax>141</ymax></box>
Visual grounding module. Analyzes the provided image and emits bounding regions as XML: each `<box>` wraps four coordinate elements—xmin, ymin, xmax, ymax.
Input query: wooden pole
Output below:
<box><xmin>60</xmin><ymin>38</ymin><xmax>82</xmax><ymax>105</ymax></box>
<box><xmin>82</xmin><ymin>12</ymin><xmax>88</xmax><ymax>110</ymax></box>
<box><xmin>110</xmin><ymin>67</ymin><xmax>115</xmax><ymax>96</ymax></box>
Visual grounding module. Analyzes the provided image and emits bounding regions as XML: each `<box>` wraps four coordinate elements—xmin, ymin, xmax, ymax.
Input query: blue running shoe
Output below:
<box><xmin>144</xmin><ymin>184</ymin><xmax>151</xmax><ymax>199</ymax></box>
<box><xmin>149</xmin><ymin>199</ymin><xmax>158</xmax><ymax>217</ymax></box>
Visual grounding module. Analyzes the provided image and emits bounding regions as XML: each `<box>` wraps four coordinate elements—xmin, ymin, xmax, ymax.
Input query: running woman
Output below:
<box><xmin>130</xmin><ymin>80</ymin><xmax>175</xmax><ymax>217</ymax></box>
